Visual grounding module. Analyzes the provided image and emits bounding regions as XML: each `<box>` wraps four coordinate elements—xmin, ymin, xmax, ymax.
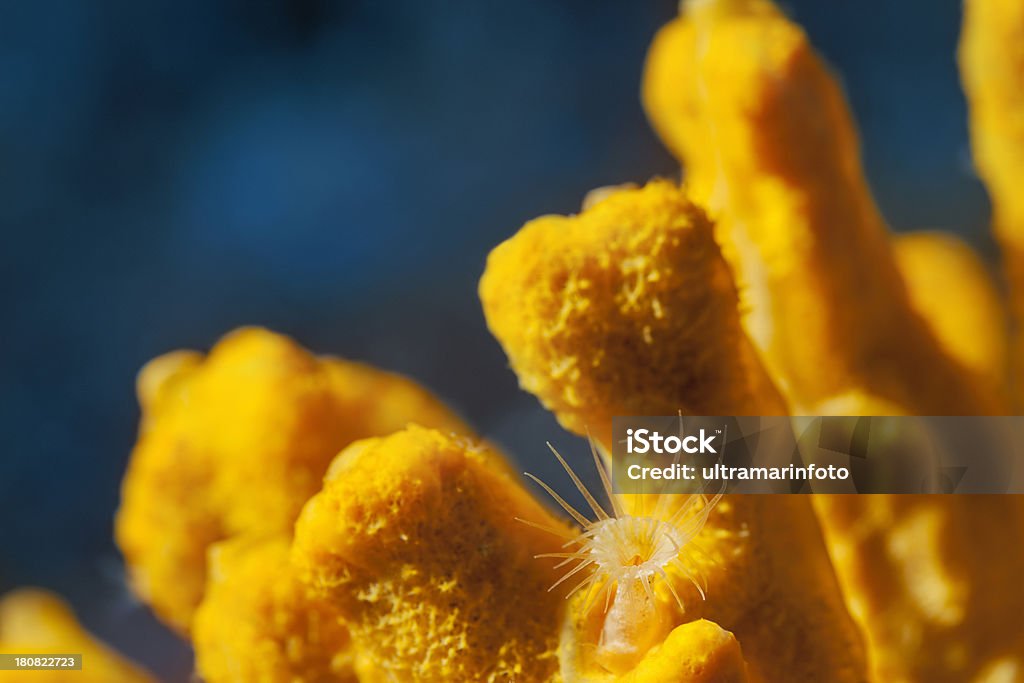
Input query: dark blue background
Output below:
<box><xmin>0</xmin><ymin>1</ymin><xmax>993</xmax><ymax>679</ymax></box>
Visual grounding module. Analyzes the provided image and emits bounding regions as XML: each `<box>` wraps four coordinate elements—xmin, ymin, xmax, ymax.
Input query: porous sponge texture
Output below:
<box><xmin>480</xmin><ymin>180</ymin><xmax>784</xmax><ymax>448</ymax></box>
<box><xmin>293</xmin><ymin>426</ymin><xmax>575</xmax><ymax>683</ymax></box>
<box><xmin>116</xmin><ymin>327</ymin><xmax>467</xmax><ymax>632</ymax></box>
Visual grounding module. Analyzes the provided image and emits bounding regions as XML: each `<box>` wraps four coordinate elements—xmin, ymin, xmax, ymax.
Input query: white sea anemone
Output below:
<box><xmin>520</xmin><ymin>437</ymin><xmax>722</xmax><ymax>614</ymax></box>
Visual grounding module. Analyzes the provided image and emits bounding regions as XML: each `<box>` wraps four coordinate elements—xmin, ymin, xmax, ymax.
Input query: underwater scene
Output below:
<box><xmin>3</xmin><ymin>0</ymin><xmax>1024</xmax><ymax>681</ymax></box>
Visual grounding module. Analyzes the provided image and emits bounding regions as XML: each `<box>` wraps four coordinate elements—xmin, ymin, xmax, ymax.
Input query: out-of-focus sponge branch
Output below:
<box><xmin>0</xmin><ymin>589</ymin><xmax>155</xmax><ymax>682</ymax></box>
<box><xmin>961</xmin><ymin>0</ymin><xmax>1024</xmax><ymax>405</ymax></box>
<box><xmin>812</xmin><ymin>495</ymin><xmax>1024</xmax><ymax>682</ymax></box>
<box><xmin>892</xmin><ymin>232</ymin><xmax>1008</xmax><ymax>393</ymax></box>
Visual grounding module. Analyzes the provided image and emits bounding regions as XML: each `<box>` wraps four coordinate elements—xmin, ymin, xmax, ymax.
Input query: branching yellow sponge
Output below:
<box><xmin>643</xmin><ymin>3</ymin><xmax>1022</xmax><ymax>682</ymax></box>
<box><xmin>480</xmin><ymin>179</ymin><xmax>787</xmax><ymax>451</ymax></box>
<box><xmin>193</xmin><ymin>535</ymin><xmax>359</xmax><ymax>683</ymax></box>
<box><xmin>642</xmin><ymin>0</ymin><xmax>1001</xmax><ymax>416</ymax></box>
<box><xmin>116</xmin><ymin>327</ymin><xmax>468</xmax><ymax>633</ymax></box>
<box><xmin>0</xmin><ymin>589</ymin><xmax>154</xmax><ymax>682</ymax></box>
<box><xmin>480</xmin><ymin>179</ymin><xmax>863</xmax><ymax>680</ymax></box>
<box><xmin>292</xmin><ymin>426</ymin><xmax>575</xmax><ymax>683</ymax></box>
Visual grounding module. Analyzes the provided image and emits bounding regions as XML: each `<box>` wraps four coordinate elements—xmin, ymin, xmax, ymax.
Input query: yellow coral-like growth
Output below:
<box><xmin>0</xmin><ymin>589</ymin><xmax>154</xmax><ymax>682</ymax></box>
<box><xmin>116</xmin><ymin>326</ymin><xmax>467</xmax><ymax>632</ymax></box>
<box><xmin>480</xmin><ymin>179</ymin><xmax>786</xmax><ymax>450</ymax></box>
<box><xmin>481</xmin><ymin>179</ymin><xmax>865</xmax><ymax>680</ymax></box>
<box><xmin>643</xmin><ymin>2</ymin><xmax>1022</xmax><ymax>681</ymax></box>
<box><xmin>193</xmin><ymin>535</ymin><xmax>359</xmax><ymax>683</ymax></box>
<box><xmin>642</xmin><ymin>0</ymin><xmax>1000</xmax><ymax>415</ymax></box>
<box><xmin>292</xmin><ymin>426</ymin><xmax>575</xmax><ymax>683</ymax></box>
<box><xmin>84</xmin><ymin>2</ymin><xmax>1024</xmax><ymax>681</ymax></box>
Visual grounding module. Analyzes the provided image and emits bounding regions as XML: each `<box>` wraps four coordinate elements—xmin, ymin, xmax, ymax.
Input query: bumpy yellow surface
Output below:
<box><xmin>480</xmin><ymin>179</ymin><xmax>786</xmax><ymax>450</ymax></box>
<box><xmin>292</xmin><ymin>426</ymin><xmax>575</xmax><ymax>683</ymax></box>
<box><xmin>642</xmin><ymin>0</ymin><xmax>1000</xmax><ymax>416</ymax></box>
<box><xmin>116</xmin><ymin>327</ymin><xmax>467</xmax><ymax>632</ymax></box>
<box><xmin>0</xmin><ymin>589</ymin><xmax>153</xmax><ymax>682</ymax></box>
<box><xmin>618</xmin><ymin>620</ymin><xmax>748</xmax><ymax>683</ymax></box>
<box><xmin>193</xmin><ymin>535</ymin><xmax>358</xmax><ymax>683</ymax></box>
<box><xmin>892</xmin><ymin>231</ymin><xmax>1008</xmax><ymax>392</ymax></box>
